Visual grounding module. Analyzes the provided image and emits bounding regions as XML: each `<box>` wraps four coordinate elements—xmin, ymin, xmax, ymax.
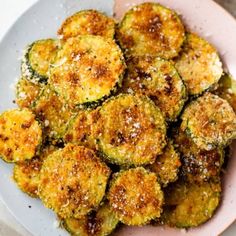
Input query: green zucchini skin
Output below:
<box><xmin>21</xmin><ymin>39</ymin><xmax>59</xmax><ymax>84</ymax></box>
<box><xmin>180</xmin><ymin>92</ymin><xmax>236</xmax><ymax>150</ymax></box>
<box><xmin>95</xmin><ymin>94</ymin><xmax>167</xmax><ymax>166</ymax></box>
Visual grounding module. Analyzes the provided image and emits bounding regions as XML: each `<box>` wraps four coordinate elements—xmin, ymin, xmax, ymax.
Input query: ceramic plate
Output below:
<box><xmin>0</xmin><ymin>0</ymin><xmax>236</xmax><ymax>235</ymax></box>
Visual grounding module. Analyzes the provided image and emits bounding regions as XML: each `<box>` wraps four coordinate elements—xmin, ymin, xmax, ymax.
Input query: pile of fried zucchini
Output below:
<box><xmin>1</xmin><ymin>3</ymin><xmax>236</xmax><ymax>236</ymax></box>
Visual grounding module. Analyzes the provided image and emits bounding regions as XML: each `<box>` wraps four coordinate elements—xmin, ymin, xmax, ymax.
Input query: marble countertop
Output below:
<box><xmin>0</xmin><ymin>0</ymin><xmax>236</xmax><ymax>236</ymax></box>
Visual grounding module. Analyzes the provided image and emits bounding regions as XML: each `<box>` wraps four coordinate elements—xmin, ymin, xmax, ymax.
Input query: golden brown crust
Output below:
<box><xmin>148</xmin><ymin>141</ymin><xmax>181</xmax><ymax>186</ymax></box>
<box><xmin>181</xmin><ymin>92</ymin><xmax>236</xmax><ymax>150</ymax></box>
<box><xmin>39</xmin><ymin>144</ymin><xmax>111</xmax><ymax>219</ymax></box>
<box><xmin>0</xmin><ymin>109</ymin><xmax>42</xmax><ymax>163</ymax></box>
<box><xmin>162</xmin><ymin>179</ymin><xmax>221</xmax><ymax>228</ymax></box>
<box><xmin>63</xmin><ymin>202</ymin><xmax>119</xmax><ymax>236</ymax></box>
<box><xmin>13</xmin><ymin>145</ymin><xmax>57</xmax><ymax>197</ymax></box>
<box><xmin>64</xmin><ymin>109</ymin><xmax>100</xmax><ymax>150</ymax></box>
<box><xmin>108</xmin><ymin>167</ymin><xmax>164</xmax><ymax>225</ymax></box>
<box><xmin>174</xmin><ymin>130</ymin><xmax>224</xmax><ymax>183</ymax></box>
<box><xmin>16</xmin><ymin>77</ymin><xmax>43</xmax><ymax>109</ymax></box>
<box><xmin>117</xmin><ymin>2</ymin><xmax>185</xmax><ymax>59</ymax></box>
<box><xmin>33</xmin><ymin>86</ymin><xmax>75</xmax><ymax>140</ymax></box>
<box><xmin>58</xmin><ymin>10</ymin><xmax>116</xmax><ymax>40</ymax></box>
<box><xmin>122</xmin><ymin>56</ymin><xmax>187</xmax><ymax>121</ymax></box>
<box><xmin>96</xmin><ymin>94</ymin><xmax>166</xmax><ymax>166</ymax></box>
<box><xmin>49</xmin><ymin>35</ymin><xmax>125</xmax><ymax>106</ymax></box>
<box><xmin>175</xmin><ymin>33</ymin><xmax>223</xmax><ymax>95</ymax></box>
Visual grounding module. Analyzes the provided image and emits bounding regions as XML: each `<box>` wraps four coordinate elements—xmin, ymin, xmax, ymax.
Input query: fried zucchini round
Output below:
<box><xmin>49</xmin><ymin>35</ymin><xmax>125</xmax><ymax>107</ymax></box>
<box><xmin>108</xmin><ymin>167</ymin><xmax>163</xmax><ymax>225</ymax></box>
<box><xmin>213</xmin><ymin>73</ymin><xmax>236</xmax><ymax>112</ymax></box>
<box><xmin>38</xmin><ymin>144</ymin><xmax>111</xmax><ymax>219</ymax></box>
<box><xmin>16</xmin><ymin>77</ymin><xmax>43</xmax><ymax>109</ymax></box>
<box><xmin>148</xmin><ymin>141</ymin><xmax>181</xmax><ymax>186</ymax></box>
<box><xmin>96</xmin><ymin>94</ymin><xmax>166</xmax><ymax>166</ymax></box>
<box><xmin>63</xmin><ymin>202</ymin><xmax>119</xmax><ymax>236</ymax></box>
<box><xmin>116</xmin><ymin>2</ymin><xmax>185</xmax><ymax>59</ymax></box>
<box><xmin>123</xmin><ymin>56</ymin><xmax>187</xmax><ymax>121</ymax></box>
<box><xmin>162</xmin><ymin>179</ymin><xmax>221</xmax><ymax>228</ymax></box>
<box><xmin>58</xmin><ymin>10</ymin><xmax>116</xmax><ymax>40</ymax></box>
<box><xmin>174</xmin><ymin>130</ymin><xmax>224</xmax><ymax>183</ymax></box>
<box><xmin>13</xmin><ymin>145</ymin><xmax>57</xmax><ymax>197</ymax></box>
<box><xmin>0</xmin><ymin>109</ymin><xmax>42</xmax><ymax>163</ymax></box>
<box><xmin>64</xmin><ymin>109</ymin><xmax>100</xmax><ymax>150</ymax></box>
<box><xmin>175</xmin><ymin>33</ymin><xmax>223</xmax><ymax>95</ymax></box>
<box><xmin>21</xmin><ymin>39</ymin><xmax>59</xmax><ymax>83</ymax></box>
<box><xmin>33</xmin><ymin>86</ymin><xmax>74</xmax><ymax>140</ymax></box>
<box><xmin>180</xmin><ymin>92</ymin><xmax>236</xmax><ymax>150</ymax></box>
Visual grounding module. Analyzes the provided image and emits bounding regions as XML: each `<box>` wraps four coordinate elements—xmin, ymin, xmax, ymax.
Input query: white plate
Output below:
<box><xmin>0</xmin><ymin>0</ymin><xmax>236</xmax><ymax>236</ymax></box>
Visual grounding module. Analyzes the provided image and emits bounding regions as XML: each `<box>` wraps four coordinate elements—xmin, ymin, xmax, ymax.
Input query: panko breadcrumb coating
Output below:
<box><xmin>39</xmin><ymin>144</ymin><xmax>111</xmax><ymax>219</ymax></box>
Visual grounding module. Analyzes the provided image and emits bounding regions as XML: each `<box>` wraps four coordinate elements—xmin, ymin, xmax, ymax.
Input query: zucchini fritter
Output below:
<box><xmin>108</xmin><ymin>167</ymin><xmax>164</xmax><ymax>225</ymax></box>
<box><xmin>13</xmin><ymin>145</ymin><xmax>57</xmax><ymax>197</ymax></box>
<box><xmin>162</xmin><ymin>179</ymin><xmax>221</xmax><ymax>228</ymax></box>
<box><xmin>148</xmin><ymin>141</ymin><xmax>181</xmax><ymax>186</ymax></box>
<box><xmin>175</xmin><ymin>33</ymin><xmax>223</xmax><ymax>95</ymax></box>
<box><xmin>63</xmin><ymin>202</ymin><xmax>119</xmax><ymax>236</ymax></box>
<box><xmin>123</xmin><ymin>56</ymin><xmax>187</xmax><ymax>121</ymax></box>
<box><xmin>180</xmin><ymin>92</ymin><xmax>236</xmax><ymax>150</ymax></box>
<box><xmin>213</xmin><ymin>73</ymin><xmax>236</xmax><ymax>112</ymax></box>
<box><xmin>21</xmin><ymin>39</ymin><xmax>59</xmax><ymax>83</ymax></box>
<box><xmin>33</xmin><ymin>86</ymin><xmax>74</xmax><ymax>140</ymax></box>
<box><xmin>58</xmin><ymin>10</ymin><xmax>116</xmax><ymax>40</ymax></box>
<box><xmin>49</xmin><ymin>35</ymin><xmax>125</xmax><ymax>107</ymax></box>
<box><xmin>39</xmin><ymin>144</ymin><xmax>111</xmax><ymax>219</ymax></box>
<box><xmin>174</xmin><ymin>130</ymin><xmax>224</xmax><ymax>183</ymax></box>
<box><xmin>16</xmin><ymin>77</ymin><xmax>43</xmax><ymax>109</ymax></box>
<box><xmin>0</xmin><ymin>109</ymin><xmax>42</xmax><ymax>163</ymax></box>
<box><xmin>116</xmin><ymin>2</ymin><xmax>185</xmax><ymax>59</ymax></box>
<box><xmin>96</xmin><ymin>94</ymin><xmax>166</xmax><ymax>166</ymax></box>
<box><xmin>64</xmin><ymin>109</ymin><xmax>100</xmax><ymax>150</ymax></box>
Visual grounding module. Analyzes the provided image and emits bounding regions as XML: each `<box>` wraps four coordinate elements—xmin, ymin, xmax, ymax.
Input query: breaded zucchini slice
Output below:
<box><xmin>174</xmin><ymin>130</ymin><xmax>224</xmax><ymax>183</ymax></box>
<box><xmin>13</xmin><ymin>145</ymin><xmax>57</xmax><ymax>197</ymax></box>
<box><xmin>38</xmin><ymin>144</ymin><xmax>111</xmax><ymax>219</ymax></box>
<box><xmin>162</xmin><ymin>179</ymin><xmax>221</xmax><ymax>228</ymax></box>
<box><xmin>108</xmin><ymin>167</ymin><xmax>164</xmax><ymax>225</ymax></box>
<box><xmin>49</xmin><ymin>35</ymin><xmax>125</xmax><ymax>107</ymax></box>
<box><xmin>214</xmin><ymin>73</ymin><xmax>236</xmax><ymax>112</ymax></box>
<box><xmin>33</xmin><ymin>86</ymin><xmax>74</xmax><ymax>140</ymax></box>
<box><xmin>116</xmin><ymin>2</ymin><xmax>185</xmax><ymax>59</ymax></box>
<box><xmin>21</xmin><ymin>39</ymin><xmax>59</xmax><ymax>83</ymax></box>
<box><xmin>148</xmin><ymin>141</ymin><xmax>181</xmax><ymax>186</ymax></box>
<box><xmin>64</xmin><ymin>109</ymin><xmax>100</xmax><ymax>150</ymax></box>
<box><xmin>0</xmin><ymin>109</ymin><xmax>42</xmax><ymax>163</ymax></box>
<box><xmin>58</xmin><ymin>10</ymin><xmax>116</xmax><ymax>40</ymax></box>
<box><xmin>16</xmin><ymin>77</ymin><xmax>43</xmax><ymax>109</ymax></box>
<box><xmin>175</xmin><ymin>33</ymin><xmax>223</xmax><ymax>95</ymax></box>
<box><xmin>123</xmin><ymin>56</ymin><xmax>187</xmax><ymax>121</ymax></box>
<box><xmin>180</xmin><ymin>92</ymin><xmax>236</xmax><ymax>150</ymax></box>
<box><xmin>96</xmin><ymin>94</ymin><xmax>166</xmax><ymax>166</ymax></box>
<box><xmin>63</xmin><ymin>202</ymin><xmax>119</xmax><ymax>236</ymax></box>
